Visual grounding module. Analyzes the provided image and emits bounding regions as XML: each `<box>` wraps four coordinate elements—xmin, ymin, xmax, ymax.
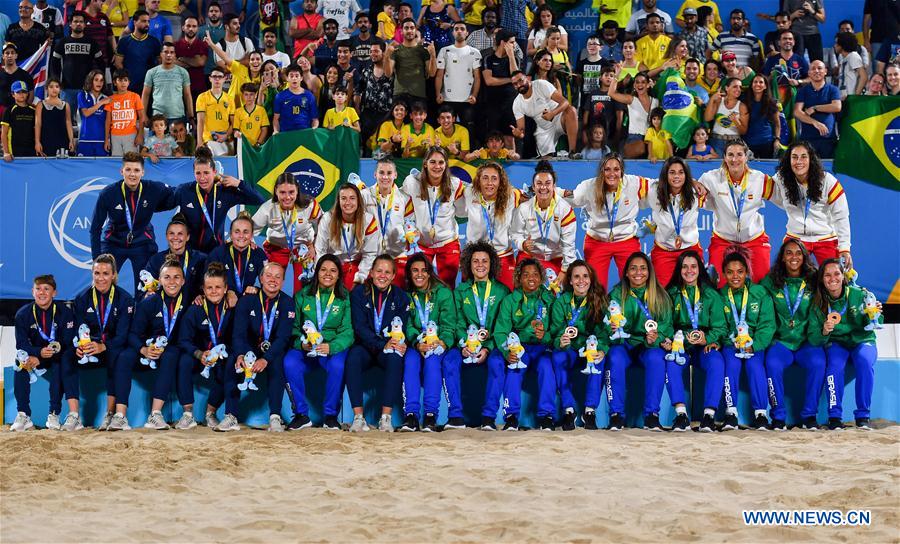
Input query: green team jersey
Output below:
<box><xmin>808</xmin><ymin>286</ymin><xmax>881</xmax><ymax>348</ymax></box>
<box><xmin>608</xmin><ymin>284</ymin><xmax>673</xmax><ymax>348</ymax></box>
<box><xmin>719</xmin><ymin>282</ymin><xmax>776</xmax><ymax>351</ymax></box>
<box><xmin>667</xmin><ymin>284</ymin><xmax>728</xmax><ymax>347</ymax></box>
<box><xmin>548</xmin><ymin>291</ymin><xmax>609</xmax><ymax>352</ymax></box>
<box><xmin>759</xmin><ymin>275</ymin><xmax>815</xmax><ymax>351</ymax></box>
<box><xmin>454</xmin><ymin>279</ymin><xmax>510</xmax><ymax>351</ymax></box>
<box><xmin>494</xmin><ymin>287</ymin><xmax>556</xmax><ymax>357</ymax></box>
<box><xmin>406</xmin><ymin>284</ymin><xmax>458</xmax><ymax>349</ymax></box>
<box><xmin>293</xmin><ymin>286</ymin><xmax>354</xmax><ymax>353</ymax></box>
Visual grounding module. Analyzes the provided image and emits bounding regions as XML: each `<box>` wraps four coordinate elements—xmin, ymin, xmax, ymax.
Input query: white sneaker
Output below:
<box><xmin>215</xmin><ymin>413</ymin><xmax>240</xmax><ymax>432</ymax></box>
<box><xmin>175</xmin><ymin>412</ymin><xmax>197</xmax><ymax>430</ymax></box>
<box><xmin>46</xmin><ymin>412</ymin><xmax>61</xmax><ymax>430</ymax></box>
<box><xmin>143</xmin><ymin>411</ymin><xmax>170</xmax><ymax>430</ymax></box>
<box><xmin>10</xmin><ymin>412</ymin><xmax>33</xmax><ymax>432</ymax></box>
<box><xmin>349</xmin><ymin>414</ymin><xmax>370</xmax><ymax>432</ymax></box>
<box><xmin>107</xmin><ymin>413</ymin><xmax>131</xmax><ymax>431</ymax></box>
<box><xmin>378</xmin><ymin>413</ymin><xmax>394</xmax><ymax>432</ymax></box>
<box><xmin>205</xmin><ymin>411</ymin><xmax>220</xmax><ymax>429</ymax></box>
<box><xmin>61</xmin><ymin>412</ymin><xmax>83</xmax><ymax>432</ymax></box>
<box><xmin>268</xmin><ymin>414</ymin><xmax>285</xmax><ymax>432</ymax></box>
<box><xmin>556</xmin><ymin>150</ymin><xmax>570</xmax><ymax>160</ymax></box>
<box><xmin>98</xmin><ymin>412</ymin><xmax>113</xmax><ymax>431</ymax></box>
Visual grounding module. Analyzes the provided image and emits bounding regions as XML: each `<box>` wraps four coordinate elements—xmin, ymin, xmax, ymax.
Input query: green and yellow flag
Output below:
<box><xmin>239</xmin><ymin>127</ymin><xmax>360</xmax><ymax>210</ymax></box>
<box><xmin>653</xmin><ymin>67</ymin><xmax>700</xmax><ymax>149</ymax></box>
<box><xmin>834</xmin><ymin>96</ymin><xmax>900</xmax><ymax>191</ymax></box>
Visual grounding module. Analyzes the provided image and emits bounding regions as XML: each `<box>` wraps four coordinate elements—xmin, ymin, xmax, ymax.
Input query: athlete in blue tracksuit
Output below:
<box><xmin>141</xmin><ymin>215</ymin><xmax>208</xmax><ymax>302</ymax></box>
<box><xmin>761</xmin><ymin>240</ymin><xmax>826</xmax><ymax>431</ymax></box>
<box><xmin>62</xmin><ymin>255</ymin><xmax>135</xmax><ymax>430</ymax></box>
<box><xmin>11</xmin><ymin>275</ymin><xmax>76</xmax><ymax>431</ymax></box>
<box><xmin>492</xmin><ymin>258</ymin><xmax>556</xmax><ymax>431</ymax></box>
<box><xmin>345</xmin><ymin>255</ymin><xmax>410</xmax><ymax>432</ymax></box>
<box><xmin>174</xmin><ymin>151</ymin><xmax>264</xmax><ymax>253</ymax></box>
<box><xmin>113</xmin><ymin>260</ymin><xmax>187</xmax><ymax>430</ymax></box>
<box><xmin>231</xmin><ymin>262</ymin><xmax>296</xmax><ymax>431</ymax></box>
<box><xmin>90</xmin><ymin>152</ymin><xmax>177</xmax><ymax>294</ymax></box>
<box><xmin>205</xmin><ymin>212</ymin><xmax>267</xmax><ymax>305</ymax></box>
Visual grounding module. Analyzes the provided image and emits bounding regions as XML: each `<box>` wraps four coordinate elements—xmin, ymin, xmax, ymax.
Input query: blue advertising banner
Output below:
<box><xmin>0</xmin><ymin>157</ymin><xmax>897</xmax><ymax>302</ymax></box>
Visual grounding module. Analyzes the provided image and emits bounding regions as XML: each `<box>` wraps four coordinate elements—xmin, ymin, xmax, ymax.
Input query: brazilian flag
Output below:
<box><xmin>653</xmin><ymin>68</ymin><xmax>700</xmax><ymax>150</ymax></box>
<box><xmin>239</xmin><ymin>127</ymin><xmax>360</xmax><ymax>210</ymax></box>
<box><xmin>834</xmin><ymin>96</ymin><xmax>900</xmax><ymax>192</ymax></box>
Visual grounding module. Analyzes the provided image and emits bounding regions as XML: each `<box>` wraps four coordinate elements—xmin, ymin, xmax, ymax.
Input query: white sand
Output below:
<box><xmin>1</xmin><ymin>424</ymin><xmax>898</xmax><ymax>543</ymax></box>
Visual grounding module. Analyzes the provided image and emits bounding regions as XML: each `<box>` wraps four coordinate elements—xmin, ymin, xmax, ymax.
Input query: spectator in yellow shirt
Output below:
<box><xmin>204</xmin><ymin>32</ymin><xmax>264</xmax><ymax>108</ymax></box>
<box><xmin>322</xmin><ymin>86</ymin><xmax>361</xmax><ymax>131</ymax></box>
<box><xmin>233</xmin><ymin>83</ymin><xmax>270</xmax><ymax>147</ymax></box>
<box><xmin>434</xmin><ymin>105</ymin><xmax>470</xmax><ymax>158</ymax></box>
<box><xmin>196</xmin><ymin>66</ymin><xmax>235</xmax><ymax>155</ymax></box>
<box><xmin>377</xmin><ymin>1</ymin><xmax>397</xmax><ymax>41</ymax></box>
<box><xmin>464</xmin><ymin>130</ymin><xmax>520</xmax><ymax>161</ymax></box>
<box><xmin>644</xmin><ymin>107</ymin><xmax>673</xmax><ymax>162</ymax></box>
<box><xmin>635</xmin><ymin>13</ymin><xmax>671</xmax><ymax>71</ymax></box>
<box><xmin>376</xmin><ymin>99</ymin><xmax>408</xmax><ymax>156</ymax></box>
<box><xmin>400</xmin><ymin>101</ymin><xmax>436</xmax><ymax>158</ymax></box>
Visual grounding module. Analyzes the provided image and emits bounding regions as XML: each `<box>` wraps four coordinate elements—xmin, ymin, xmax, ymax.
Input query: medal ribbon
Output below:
<box><xmin>828</xmin><ymin>288</ymin><xmax>849</xmax><ymax>317</ymax></box>
<box><xmin>727</xmin><ymin>170</ymin><xmax>748</xmax><ymax>228</ymax></box>
<box><xmin>341</xmin><ymin>224</ymin><xmax>356</xmax><ymax>255</ymax></box>
<box><xmin>375</xmin><ymin>187</ymin><xmax>395</xmax><ymax>240</ymax></box>
<box><xmin>534</xmin><ymin>196</ymin><xmax>556</xmax><ymax>244</ymax></box>
<box><xmin>630</xmin><ymin>289</ymin><xmax>654</xmax><ymax>322</ymax></box>
<box><xmin>315</xmin><ymin>288</ymin><xmax>336</xmax><ymax>330</ymax></box>
<box><xmin>196</xmin><ymin>183</ymin><xmax>218</xmax><ymax>243</ymax></box>
<box><xmin>92</xmin><ymin>286</ymin><xmax>115</xmax><ymax>341</ymax></box>
<box><xmin>373</xmin><ymin>287</ymin><xmax>390</xmax><ymax>332</ymax></box>
<box><xmin>230</xmin><ymin>245</ymin><xmax>247</xmax><ymax>293</ymax></box>
<box><xmin>668</xmin><ymin>196</ymin><xmax>685</xmax><ymax>238</ymax></box>
<box><xmin>427</xmin><ymin>188</ymin><xmax>441</xmax><ymax>234</ymax></box>
<box><xmin>413</xmin><ymin>292</ymin><xmax>431</xmax><ymax>331</ymax></box>
<box><xmin>259</xmin><ymin>293</ymin><xmax>279</xmax><ymax>343</ymax></box>
<box><xmin>162</xmin><ymin>293</ymin><xmax>183</xmax><ymax>338</ymax></box>
<box><xmin>472</xmin><ymin>281</ymin><xmax>492</xmax><ymax>328</ymax></box>
<box><xmin>681</xmin><ymin>286</ymin><xmax>700</xmax><ymax>330</ymax></box>
<box><xmin>604</xmin><ymin>182</ymin><xmax>624</xmax><ymax>237</ymax></box>
<box><xmin>120</xmin><ymin>181</ymin><xmax>143</xmax><ymax>244</ymax></box>
<box><xmin>783</xmin><ymin>280</ymin><xmax>806</xmax><ymax>322</ymax></box>
<box><xmin>479</xmin><ymin>195</ymin><xmax>495</xmax><ymax>241</ymax></box>
<box><xmin>203</xmin><ymin>299</ymin><xmax>226</xmax><ymax>346</ymax></box>
<box><xmin>281</xmin><ymin>207</ymin><xmax>298</xmax><ymax>255</ymax></box>
<box><xmin>727</xmin><ymin>285</ymin><xmax>749</xmax><ymax>331</ymax></box>
<box><xmin>33</xmin><ymin>303</ymin><xmax>57</xmax><ymax>343</ymax></box>
<box><xmin>568</xmin><ymin>295</ymin><xmax>587</xmax><ymax>326</ymax></box>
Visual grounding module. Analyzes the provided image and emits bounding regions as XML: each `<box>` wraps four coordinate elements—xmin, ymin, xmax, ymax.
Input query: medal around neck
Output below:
<box><xmin>48</xmin><ymin>341</ymin><xmax>62</xmax><ymax>354</ymax></box>
<box><xmin>644</xmin><ymin>320</ymin><xmax>658</xmax><ymax>333</ymax></box>
<box><xmin>827</xmin><ymin>312</ymin><xmax>842</xmax><ymax>325</ymax></box>
<box><xmin>564</xmin><ymin>326</ymin><xmax>578</xmax><ymax>339</ymax></box>
<box><xmin>687</xmin><ymin>330</ymin><xmax>702</xmax><ymax>343</ymax></box>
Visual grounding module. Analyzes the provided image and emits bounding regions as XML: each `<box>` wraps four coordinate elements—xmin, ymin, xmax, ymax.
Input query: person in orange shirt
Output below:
<box><xmin>105</xmin><ymin>69</ymin><xmax>145</xmax><ymax>155</ymax></box>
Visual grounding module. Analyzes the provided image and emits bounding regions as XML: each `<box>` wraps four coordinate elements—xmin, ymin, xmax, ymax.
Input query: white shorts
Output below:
<box><xmin>534</xmin><ymin>114</ymin><xmax>565</xmax><ymax>157</ymax></box>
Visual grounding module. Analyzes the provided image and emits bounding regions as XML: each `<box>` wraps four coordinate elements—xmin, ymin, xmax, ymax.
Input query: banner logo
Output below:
<box><xmin>48</xmin><ymin>177</ymin><xmax>108</xmax><ymax>268</ymax></box>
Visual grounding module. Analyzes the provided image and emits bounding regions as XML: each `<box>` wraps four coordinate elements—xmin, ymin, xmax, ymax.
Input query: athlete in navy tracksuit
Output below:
<box><xmin>12</xmin><ymin>276</ymin><xmax>76</xmax><ymax>430</ymax></box>
<box><xmin>205</xmin><ymin>212</ymin><xmax>267</xmax><ymax>305</ymax></box>
<box><xmin>176</xmin><ymin>263</ymin><xmax>233</xmax><ymax>430</ymax></box>
<box><xmin>345</xmin><ymin>255</ymin><xmax>410</xmax><ymax>431</ymax></box>
<box><xmin>90</xmin><ymin>153</ymin><xmax>177</xmax><ymax>293</ymax></box>
<box><xmin>139</xmin><ymin>213</ymin><xmax>208</xmax><ymax>302</ymax></box>
<box><xmin>63</xmin><ymin>256</ymin><xmax>135</xmax><ymax>430</ymax></box>
<box><xmin>112</xmin><ymin>260</ymin><xmax>187</xmax><ymax>431</ymax></box>
<box><xmin>174</xmin><ymin>160</ymin><xmax>264</xmax><ymax>253</ymax></box>
<box><xmin>231</xmin><ymin>262</ymin><xmax>296</xmax><ymax>430</ymax></box>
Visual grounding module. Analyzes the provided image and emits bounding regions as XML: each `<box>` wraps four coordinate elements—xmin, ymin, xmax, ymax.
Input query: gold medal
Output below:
<box><xmin>48</xmin><ymin>341</ymin><xmax>62</xmax><ymax>354</ymax></box>
<box><xmin>675</xmin><ymin>235</ymin><xmax>683</xmax><ymax>249</ymax></box>
<box><xmin>429</xmin><ymin>226</ymin><xmax>436</xmax><ymax>239</ymax></box>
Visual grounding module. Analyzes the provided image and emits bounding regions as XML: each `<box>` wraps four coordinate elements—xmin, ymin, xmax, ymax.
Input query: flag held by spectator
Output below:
<box><xmin>239</xmin><ymin>127</ymin><xmax>360</xmax><ymax>210</ymax></box>
<box><xmin>833</xmin><ymin>96</ymin><xmax>900</xmax><ymax>192</ymax></box>
<box><xmin>18</xmin><ymin>40</ymin><xmax>50</xmax><ymax>103</ymax></box>
<box><xmin>653</xmin><ymin>67</ymin><xmax>699</xmax><ymax>149</ymax></box>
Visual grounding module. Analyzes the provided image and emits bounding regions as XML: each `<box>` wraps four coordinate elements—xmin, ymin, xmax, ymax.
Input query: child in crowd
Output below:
<box><xmin>400</xmin><ymin>101</ymin><xmax>435</xmax><ymax>158</ymax></box>
<box><xmin>105</xmin><ymin>69</ymin><xmax>144</xmax><ymax>156</ymax></box>
<box><xmin>644</xmin><ymin>107</ymin><xmax>673</xmax><ymax>163</ymax></box>
<box><xmin>685</xmin><ymin>125</ymin><xmax>718</xmax><ymax>160</ymax></box>
<box><xmin>464</xmin><ymin>130</ymin><xmax>520</xmax><ymax>161</ymax></box>
<box><xmin>141</xmin><ymin>114</ymin><xmax>181</xmax><ymax>163</ymax></box>
<box><xmin>581</xmin><ymin>123</ymin><xmax>611</xmax><ymax>161</ymax></box>
<box><xmin>377</xmin><ymin>1</ymin><xmax>397</xmax><ymax>42</ymax></box>
<box><xmin>171</xmin><ymin>119</ymin><xmax>196</xmax><ymax>156</ymax></box>
<box><xmin>2</xmin><ymin>81</ymin><xmax>36</xmax><ymax>161</ymax></box>
<box><xmin>196</xmin><ymin>66</ymin><xmax>235</xmax><ymax>156</ymax></box>
<box><xmin>77</xmin><ymin>70</ymin><xmax>109</xmax><ymax>157</ymax></box>
<box><xmin>273</xmin><ymin>63</ymin><xmax>319</xmax><ymax>132</ymax></box>
<box><xmin>233</xmin><ymin>83</ymin><xmax>271</xmax><ymax>147</ymax></box>
<box><xmin>35</xmin><ymin>78</ymin><xmax>75</xmax><ymax>157</ymax></box>
<box><xmin>322</xmin><ymin>85</ymin><xmax>360</xmax><ymax>132</ymax></box>
<box><xmin>434</xmin><ymin>105</ymin><xmax>470</xmax><ymax>159</ymax></box>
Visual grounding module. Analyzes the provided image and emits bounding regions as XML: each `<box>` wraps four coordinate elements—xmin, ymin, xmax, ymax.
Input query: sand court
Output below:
<box><xmin>1</xmin><ymin>424</ymin><xmax>898</xmax><ymax>543</ymax></box>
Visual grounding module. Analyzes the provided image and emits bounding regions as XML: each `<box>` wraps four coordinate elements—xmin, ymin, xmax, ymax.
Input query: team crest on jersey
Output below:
<box><xmin>304</xmin><ymin>304</ymin><xmax>311</xmax><ymax>311</ymax></box>
<box><xmin>155</xmin><ymin>311</ymin><xmax>163</xmax><ymax>317</ymax></box>
<box><xmin>623</xmin><ymin>199</ymin><xmax>631</xmax><ymax>206</ymax></box>
<box><xmin>201</xmin><ymin>319</ymin><xmax>209</xmax><ymax>325</ymax></box>
<box><xmin>142</xmin><ymin>200</ymin><xmax>148</xmax><ymax>207</ymax></box>
<box><xmin>750</xmin><ymin>302</ymin><xmax>760</xmax><ymax>312</ymax></box>
<box><xmin>250</xmin><ymin>310</ymin><xmax>256</xmax><ymax>316</ymax></box>
<box><xmin>127</xmin><ymin>307</ymin><xmax>133</xmax><ymax>314</ymax></box>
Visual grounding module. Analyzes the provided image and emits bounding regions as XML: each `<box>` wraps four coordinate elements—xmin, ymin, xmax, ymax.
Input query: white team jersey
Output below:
<box><xmin>252</xmin><ymin>199</ymin><xmax>321</xmax><ymax>247</ymax></box>
<box><xmin>643</xmin><ymin>179</ymin><xmax>706</xmax><ymax>251</ymax></box>
<box><xmin>697</xmin><ymin>167</ymin><xmax>774</xmax><ymax>243</ymax></box>
<box><xmin>318</xmin><ymin>0</ymin><xmax>361</xmax><ymax>39</ymax></box>
<box><xmin>462</xmin><ymin>185</ymin><xmax>522</xmax><ymax>257</ymax></box>
<box><xmin>509</xmin><ymin>196</ymin><xmax>578</xmax><ymax>268</ymax></box>
<box><xmin>401</xmin><ymin>174</ymin><xmax>467</xmax><ymax>248</ymax></box>
<box><xmin>569</xmin><ymin>174</ymin><xmax>651</xmax><ymax>242</ymax></box>
<box><xmin>360</xmin><ymin>184</ymin><xmax>415</xmax><ymax>259</ymax></box>
<box><xmin>769</xmin><ymin>171</ymin><xmax>851</xmax><ymax>250</ymax></box>
<box><xmin>314</xmin><ymin>210</ymin><xmax>379</xmax><ymax>283</ymax></box>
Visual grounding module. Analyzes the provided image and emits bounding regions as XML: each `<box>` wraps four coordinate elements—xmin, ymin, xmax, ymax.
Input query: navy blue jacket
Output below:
<box><xmin>177</xmin><ymin>299</ymin><xmax>234</xmax><ymax>353</ymax></box>
<box><xmin>90</xmin><ymin>179</ymin><xmax>177</xmax><ymax>257</ymax></box>
<box><xmin>232</xmin><ymin>290</ymin><xmax>296</xmax><ymax>361</ymax></box>
<box><xmin>206</xmin><ymin>243</ymin><xmax>267</xmax><ymax>296</ymax></box>
<box><xmin>142</xmin><ymin>248</ymin><xmax>207</xmax><ymax>301</ymax></box>
<box><xmin>15</xmin><ymin>301</ymin><xmax>76</xmax><ymax>358</ymax></box>
<box><xmin>350</xmin><ymin>284</ymin><xmax>411</xmax><ymax>353</ymax></box>
<box><xmin>174</xmin><ymin>180</ymin><xmax>264</xmax><ymax>253</ymax></box>
<box><xmin>72</xmin><ymin>285</ymin><xmax>135</xmax><ymax>353</ymax></box>
<box><xmin>128</xmin><ymin>291</ymin><xmax>187</xmax><ymax>351</ymax></box>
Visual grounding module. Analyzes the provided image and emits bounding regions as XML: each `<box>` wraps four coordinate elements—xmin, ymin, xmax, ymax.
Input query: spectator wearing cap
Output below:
<box><xmin>720</xmin><ymin>49</ymin><xmax>755</xmax><ymax>89</ymax></box>
<box><xmin>0</xmin><ymin>43</ymin><xmax>34</xmax><ymax>114</ymax></box>
<box><xmin>711</xmin><ymin>9</ymin><xmax>762</xmax><ymax>72</ymax></box>
<box><xmin>7</xmin><ymin>0</ymin><xmax>52</xmax><ymax>61</ymax></box>
<box><xmin>677</xmin><ymin>7</ymin><xmax>710</xmax><ymax>60</ymax></box>
<box><xmin>675</xmin><ymin>1</ymin><xmax>723</xmax><ymax>34</ymax></box>
<box><xmin>1</xmin><ymin>79</ymin><xmax>37</xmax><ymax>160</ymax></box>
